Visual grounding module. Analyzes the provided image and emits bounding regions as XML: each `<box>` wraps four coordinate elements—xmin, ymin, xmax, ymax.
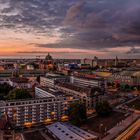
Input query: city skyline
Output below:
<box><xmin>0</xmin><ymin>0</ymin><xmax>140</xmax><ymax>58</ymax></box>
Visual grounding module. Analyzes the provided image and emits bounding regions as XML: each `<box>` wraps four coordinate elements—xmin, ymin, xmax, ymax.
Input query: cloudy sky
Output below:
<box><xmin>0</xmin><ymin>0</ymin><xmax>140</xmax><ymax>58</ymax></box>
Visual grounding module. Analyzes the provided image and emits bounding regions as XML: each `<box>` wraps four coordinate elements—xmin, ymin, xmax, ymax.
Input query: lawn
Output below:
<box><xmin>81</xmin><ymin>111</ymin><xmax>126</xmax><ymax>133</ymax></box>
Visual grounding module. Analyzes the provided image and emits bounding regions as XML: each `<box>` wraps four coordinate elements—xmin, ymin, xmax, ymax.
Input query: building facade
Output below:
<box><xmin>9</xmin><ymin>77</ymin><xmax>31</xmax><ymax>89</ymax></box>
<box><xmin>56</xmin><ymin>83</ymin><xmax>104</xmax><ymax>109</ymax></box>
<box><xmin>108</xmin><ymin>71</ymin><xmax>140</xmax><ymax>86</ymax></box>
<box><xmin>0</xmin><ymin>97</ymin><xmax>77</xmax><ymax>128</ymax></box>
<box><xmin>46</xmin><ymin>122</ymin><xmax>98</xmax><ymax>140</ymax></box>
<box><xmin>40</xmin><ymin>73</ymin><xmax>68</xmax><ymax>88</ymax></box>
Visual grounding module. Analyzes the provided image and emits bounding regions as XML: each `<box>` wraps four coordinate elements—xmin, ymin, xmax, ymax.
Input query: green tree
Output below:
<box><xmin>125</xmin><ymin>84</ymin><xmax>130</xmax><ymax>91</ymax></box>
<box><xmin>69</xmin><ymin>102</ymin><xmax>87</xmax><ymax>126</ymax></box>
<box><xmin>6</xmin><ymin>88</ymin><xmax>32</xmax><ymax>100</ymax></box>
<box><xmin>0</xmin><ymin>83</ymin><xmax>13</xmax><ymax>100</ymax></box>
<box><xmin>96</xmin><ymin>101</ymin><xmax>112</xmax><ymax>117</ymax></box>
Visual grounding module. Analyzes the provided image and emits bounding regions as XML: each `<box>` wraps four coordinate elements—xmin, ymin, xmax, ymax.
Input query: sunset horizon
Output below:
<box><xmin>0</xmin><ymin>0</ymin><xmax>140</xmax><ymax>59</ymax></box>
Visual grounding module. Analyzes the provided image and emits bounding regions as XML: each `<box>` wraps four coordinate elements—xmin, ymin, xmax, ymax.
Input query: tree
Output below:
<box><xmin>36</xmin><ymin>76</ymin><xmax>40</xmax><ymax>83</ymax></box>
<box><xmin>0</xmin><ymin>83</ymin><xmax>13</xmax><ymax>100</ymax></box>
<box><xmin>120</xmin><ymin>84</ymin><xmax>125</xmax><ymax>90</ymax></box>
<box><xmin>69</xmin><ymin>102</ymin><xmax>87</xmax><ymax>126</ymax></box>
<box><xmin>112</xmin><ymin>82</ymin><xmax>116</xmax><ymax>88</ymax></box>
<box><xmin>125</xmin><ymin>84</ymin><xmax>130</xmax><ymax>91</ymax></box>
<box><xmin>116</xmin><ymin>83</ymin><xmax>120</xmax><ymax>89</ymax></box>
<box><xmin>96</xmin><ymin>101</ymin><xmax>112</xmax><ymax>117</ymax></box>
<box><xmin>6</xmin><ymin>88</ymin><xmax>32</xmax><ymax>100</ymax></box>
<box><xmin>107</xmin><ymin>82</ymin><xmax>112</xmax><ymax>87</ymax></box>
<box><xmin>137</xmin><ymin>85</ymin><xmax>140</xmax><ymax>91</ymax></box>
<box><xmin>93</xmin><ymin>65</ymin><xmax>100</xmax><ymax>70</ymax></box>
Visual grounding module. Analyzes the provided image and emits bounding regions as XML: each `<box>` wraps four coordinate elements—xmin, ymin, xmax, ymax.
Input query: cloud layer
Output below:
<box><xmin>0</xmin><ymin>0</ymin><xmax>140</xmax><ymax>57</ymax></box>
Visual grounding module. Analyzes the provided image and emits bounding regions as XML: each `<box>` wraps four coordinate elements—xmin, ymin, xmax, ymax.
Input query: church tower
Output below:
<box><xmin>115</xmin><ymin>56</ymin><xmax>119</xmax><ymax>67</ymax></box>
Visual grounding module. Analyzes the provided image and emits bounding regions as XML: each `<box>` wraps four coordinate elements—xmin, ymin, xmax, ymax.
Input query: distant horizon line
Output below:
<box><xmin>0</xmin><ymin>57</ymin><xmax>140</xmax><ymax>60</ymax></box>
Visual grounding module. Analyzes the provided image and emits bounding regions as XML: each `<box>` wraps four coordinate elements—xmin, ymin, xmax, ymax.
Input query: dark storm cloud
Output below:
<box><xmin>0</xmin><ymin>0</ymin><xmax>140</xmax><ymax>50</ymax></box>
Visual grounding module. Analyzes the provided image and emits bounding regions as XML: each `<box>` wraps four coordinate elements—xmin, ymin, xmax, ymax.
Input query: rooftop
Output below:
<box><xmin>35</xmin><ymin>86</ymin><xmax>70</xmax><ymax>98</ymax></box>
<box><xmin>57</xmin><ymin>82</ymin><xmax>91</xmax><ymax>94</ymax></box>
<box><xmin>46</xmin><ymin>122</ymin><xmax>97</xmax><ymax>140</ymax></box>
<box><xmin>9</xmin><ymin>77</ymin><xmax>29</xmax><ymax>83</ymax></box>
<box><xmin>45</xmin><ymin>73</ymin><xmax>67</xmax><ymax>79</ymax></box>
<box><xmin>73</xmin><ymin>73</ymin><xmax>104</xmax><ymax>81</ymax></box>
<box><xmin>113</xmin><ymin>70</ymin><xmax>140</xmax><ymax>78</ymax></box>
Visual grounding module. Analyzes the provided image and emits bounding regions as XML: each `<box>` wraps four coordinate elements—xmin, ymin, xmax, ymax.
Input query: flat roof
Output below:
<box><xmin>35</xmin><ymin>87</ymin><xmax>68</xmax><ymax>97</ymax></box>
<box><xmin>46</xmin><ymin>122</ymin><xmax>97</xmax><ymax>140</ymax></box>
<box><xmin>57</xmin><ymin>82</ymin><xmax>91</xmax><ymax>93</ymax></box>
<box><xmin>73</xmin><ymin>75</ymin><xmax>104</xmax><ymax>81</ymax></box>
<box><xmin>63</xmin><ymin>123</ymin><xmax>97</xmax><ymax>140</ymax></box>
<box><xmin>45</xmin><ymin>73</ymin><xmax>66</xmax><ymax>79</ymax></box>
<box><xmin>10</xmin><ymin>77</ymin><xmax>29</xmax><ymax>83</ymax></box>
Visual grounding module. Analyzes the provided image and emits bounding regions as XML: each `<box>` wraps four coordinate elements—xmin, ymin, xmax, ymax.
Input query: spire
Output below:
<box><xmin>115</xmin><ymin>56</ymin><xmax>119</xmax><ymax>66</ymax></box>
<box><xmin>45</xmin><ymin>52</ymin><xmax>53</xmax><ymax>60</ymax></box>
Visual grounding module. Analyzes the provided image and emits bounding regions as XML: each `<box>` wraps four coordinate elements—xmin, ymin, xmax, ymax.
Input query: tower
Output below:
<box><xmin>115</xmin><ymin>56</ymin><xmax>119</xmax><ymax>67</ymax></box>
<box><xmin>93</xmin><ymin>56</ymin><xmax>98</xmax><ymax>67</ymax></box>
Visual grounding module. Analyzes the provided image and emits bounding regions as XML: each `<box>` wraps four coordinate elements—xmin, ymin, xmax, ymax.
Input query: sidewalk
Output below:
<box><xmin>102</xmin><ymin>113</ymin><xmax>140</xmax><ymax>140</ymax></box>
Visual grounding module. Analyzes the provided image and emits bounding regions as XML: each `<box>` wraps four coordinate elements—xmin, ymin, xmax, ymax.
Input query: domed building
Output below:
<box><xmin>45</xmin><ymin>53</ymin><xmax>53</xmax><ymax>61</ymax></box>
<box><xmin>39</xmin><ymin>53</ymin><xmax>55</xmax><ymax>70</ymax></box>
<box><xmin>44</xmin><ymin>53</ymin><xmax>53</xmax><ymax>64</ymax></box>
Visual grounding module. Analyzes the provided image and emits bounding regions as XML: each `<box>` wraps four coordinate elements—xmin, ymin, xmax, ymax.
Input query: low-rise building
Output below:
<box><xmin>70</xmin><ymin>74</ymin><xmax>106</xmax><ymax>91</ymax></box>
<box><xmin>108</xmin><ymin>71</ymin><xmax>140</xmax><ymax>86</ymax></box>
<box><xmin>35</xmin><ymin>86</ymin><xmax>74</xmax><ymax>99</ymax></box>
<box><xmin>9</xmin><ymin>77</ymin><xmax>31</xmax><ymax>88</ymax></box>
<box><xmin>56</xmin><ymin>82</ymin><xmax>104</xmax><ymax>109</ymax></box>
<box><xmin>40</xmin><ymin>73</ymin><xmax>68</xmax><ymax>87</ymax></box>
<box><xmin>46</xmin><ymin>122</ymin><xmax>98</xmax><ymax>140</ymax></box>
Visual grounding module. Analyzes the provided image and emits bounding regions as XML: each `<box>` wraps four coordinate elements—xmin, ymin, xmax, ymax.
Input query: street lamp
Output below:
<box><xmin>99</xmin><ymin>123</ymin><xmax>103</xmax><ymax>140</ymax></box>
<box><xmin>131</xmin><ymin>105</ymin><xmax>135</xmax><ymax>121</ymax></box>
<box><xmin>104</xmin><ymin>127</ymin><xmax>107</xmax><ymax>136</ymax></box>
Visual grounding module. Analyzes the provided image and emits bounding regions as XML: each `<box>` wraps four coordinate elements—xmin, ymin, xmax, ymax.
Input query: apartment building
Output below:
<box><xmin>35</xmin><ymin>86</ymin><xmax>75</xmax><ymax>99</ymax></box>
<box><xmin>0</xmin><ymin>97</ymin><xmax>77</xmax><ymax>128</ymax></box>
<box><xmin>40</xmin><ymin>73</ymin><xmax>68</xmax><ymax>87</ymax></box>
<box><xmin>70</xmin><ymin>75</ymin><xmax>107</xmax><ymax>94</ymax></box>
<box><xmin>55</xmin><ymin>83</ymin><xmax>104</xmax><ymax>109</ymax></box>
<box><xmin>70</xmin><ymin>75</ymin><xmax>106</xmax><ymax>92</ymax></box>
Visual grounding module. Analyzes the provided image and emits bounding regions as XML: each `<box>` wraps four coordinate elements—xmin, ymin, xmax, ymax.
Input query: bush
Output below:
<box><xmin>6</xmin><ymin>88</ymin><xmax>32</xmax><ymax>100</ymax></box>
<box><xmin>96</xmin><ymin>101</ymin><xmax>112</xmax><ymax>117</ymax></box>
<box><xmin>69</xmin><ymin>102</ymin><xmax>87</xmax><ymax>126</ymax></box>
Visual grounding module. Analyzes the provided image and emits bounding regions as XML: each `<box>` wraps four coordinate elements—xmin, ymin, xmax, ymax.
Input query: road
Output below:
<box><xmin>114</xmin><ymin>118</ymin><xmax>140</xmax><ymax>140</ymax></box>
<box><xmin>115</xmin><ymin>96</ymin><xmax>140</xmax><ymax>109</ymax></box>
<box><xmin>102</xmin><ymin>113</ymin><xmax>140</xmax><ymax>140</ymax></box>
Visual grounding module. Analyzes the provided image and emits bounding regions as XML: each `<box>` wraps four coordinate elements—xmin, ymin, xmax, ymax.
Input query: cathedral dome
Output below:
<box><xmin>45</xmin><ymin>53</ymin><xmax>53</xmax><ymax>60</ymax></box>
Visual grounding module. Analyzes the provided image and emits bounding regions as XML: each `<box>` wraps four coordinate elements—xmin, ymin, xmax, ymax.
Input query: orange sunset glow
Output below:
<box><xmin>0</xmin><ymin>0</ymin><xmax>139</xmax><ymax>58</ymax></box>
